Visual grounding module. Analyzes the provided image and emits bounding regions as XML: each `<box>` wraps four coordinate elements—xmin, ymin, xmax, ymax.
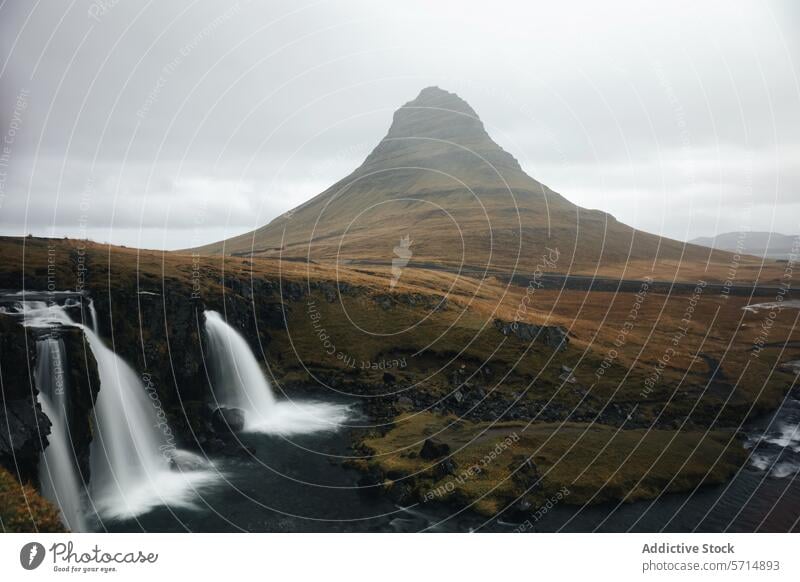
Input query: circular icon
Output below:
<box><xmin>19</xmin><ymin>542</ymin><xmax>46</xmax><ymax>570</ymax></box>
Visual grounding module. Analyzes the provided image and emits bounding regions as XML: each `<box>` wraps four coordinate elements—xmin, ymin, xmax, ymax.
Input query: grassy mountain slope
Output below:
<box><xmin>197</xmin><ymin>87</ymin><xmax>753</xmax><ymax>280</ymax></box>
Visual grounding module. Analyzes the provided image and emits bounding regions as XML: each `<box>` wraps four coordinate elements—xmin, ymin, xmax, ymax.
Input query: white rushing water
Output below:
<box><xmin>16</xmin><ymin>300</ymin><xmax>219</xmax><ymax>522</ymax></box>
<box><xmin>88</xmin><ymin>300</ymin><xmax>98</xmax><ymax>332</ymax></box>
<box><xmin>84</xmin><ymin>326</ymin><xmax>218</xmax><ymax>520</ymax></box>
<box><xmin>35</xmin><ymin>337</ymin><xmax>87</xmax><ymax>532</ymax></box>
<box><xmin>204</xmin><ymin>310</ymin><xmax>349</xmax><ymax>435</ymax></box>
<box><xmin>743</xmin><ymin>299</ymin><xmax>800</xmax><ymax>313</ymax></box>
<box><xmin>746</xmin><ymin>397</ymin><xmax>800</xmax><ymax>479</ymax></box>
<box><xmin>204</xmin><ymin>310</ymin><xmax>276</xmax><ymax>417</ymax></box>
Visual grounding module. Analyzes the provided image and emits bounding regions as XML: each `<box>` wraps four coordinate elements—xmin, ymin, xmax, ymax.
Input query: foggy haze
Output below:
<box><xmin>1</xmin><ymin>0</ymin><xmax>798</xmax><ymax>249</ymax></box>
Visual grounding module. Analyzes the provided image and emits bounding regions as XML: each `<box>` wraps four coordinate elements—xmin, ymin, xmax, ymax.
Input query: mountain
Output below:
<box><xmin>690</xmin><ymin>232</ymin><xmax>799</xmax><ymax>260</ymax></box>
<box><xmin>197</xmin><ymin>87</ymin><xmax>731</xmax><ymax>276</ymax></box>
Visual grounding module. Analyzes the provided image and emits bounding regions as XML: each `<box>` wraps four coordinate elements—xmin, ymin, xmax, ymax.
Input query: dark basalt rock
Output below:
<box><xmin>211</xmin><ymin>406</ymin><xmax>246</xmax><ymax>433</ymax></box>
<box><xmin>494</xmin><ymin>319</ymin><xmax>569</xmax><ymax>351</ymax></box>
<box><xmin>0</xmin><ymin>316</ymin><xmax>51</xmax><ymax>483</ymax></box>
<box><xmin>0</xmin><ymin>400</ymin><xmax>52</xmax><ymax>483</ymax></box>
<box><xmin>1</xmin><ymin>310</ymin><xmax>101</xmax><ymax>487</ymax></box>
<box><xmin>434</xmin><ymin>457</ymin><xmax>458</xmax><ymax>479</ymax></box>
<box><xmin>312</xmin><ymin>281</ymin><xmax>338</xmax><ymax>303</ymax></box>
<box><xmin>373</xmin><ymin>292</ymin><xmax>447</xmax><ymax>312</ymax></box>
<box><xmin>281</xmin><ymin>281</ymin><xmax>306</xmax><ymax>302</ymax></box>
<box><xmin>512</xmin><ymin>457</ymin><xmax>541</xmax><ymax>490</ymax></box>
<box><xmin>419</xmin><ymin>438</ymin><xmax>450</xmax><ymax>460</ymax></box>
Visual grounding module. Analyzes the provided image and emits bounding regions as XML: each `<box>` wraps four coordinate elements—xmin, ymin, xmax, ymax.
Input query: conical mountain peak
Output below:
<box><xmin>384</xmin><ymin>86</ymin><xmax>482</xmax><ymax>139</ymax></box>
<box><xmin>362</xmin><ymin>86</ymin><xmax>521</xmax><ymax>172</ymax></box>
<box><xmin>199</xmin><ymin>85</ymin><xmax>700</xmax><ymax>279</ymax></box>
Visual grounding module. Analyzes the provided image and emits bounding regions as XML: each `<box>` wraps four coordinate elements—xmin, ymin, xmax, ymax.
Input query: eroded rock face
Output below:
<box><xmin>0</xmin><ymin>400</ymin><xmax>51</xmax><ymax>483</ymax></box>
<box><xmin>493</xmin><ymin>319</ymin><xmax>569</xmax><ymax>351</ymax></box>
<box><xmin>0</xmin><ymin>314</ymin><xmax>100</xmax><ymax>486</ymax></box>
<box><xmin>372</xmin><ymin>292</ymin><xmax>447</xmax><ymax>312</ymax></box>
<box><xmin>0</xmin><ymin>317</ymin><xmax>50</xmax><ymax>483</ymax></box>
<box><xmin>91</xmin><ymin>280</ymin><xmax>282</xmax><ymax>447</ymax></box>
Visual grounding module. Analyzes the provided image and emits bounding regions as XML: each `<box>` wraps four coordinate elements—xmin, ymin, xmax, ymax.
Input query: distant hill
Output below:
<box><xmin>690</xmin><ymin>232</ymin><xmax>799</xmax><ymax>260</ymax></box>
<box><xmin>196</xmin><ymin>86</ymin><xmax>741</xmax><ymax>277</ymax></box>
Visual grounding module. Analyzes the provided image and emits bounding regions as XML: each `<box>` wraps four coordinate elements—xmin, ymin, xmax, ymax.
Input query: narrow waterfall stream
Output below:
<box><xmin>88</xmin><ymin>300</ymin><xmax>98</xmax><ymax>333</ymax></box>
<box><xmin>34</xmin><ymin>337</ymin><xmax>87</xmax><ymax>532</ymax></box>
<box><xmin>204</xmin><ymin>310</ymin><xmax>276</xmax><ymax>420</ymax></box>
<box><xmin>203</xmin><ymin>310</ymin><xmax>350</xmax><ymax>435</ymax></box>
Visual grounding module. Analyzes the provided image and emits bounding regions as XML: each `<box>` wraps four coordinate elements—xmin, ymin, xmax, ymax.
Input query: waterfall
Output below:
<box><xmin>88</xmin><ymin>300</ymin><xmax>98</xmax><ymax>332</ymax></box>
<box><xmin>84</xmin><ymin>326</ymin><xmax>178</xmax><ymax>518</ymax></box>
<box><xmin>17</xmin><ymin>300</ymin><xmax>218</xmax><ymax>522</ymax></box>
<box><xmin>35</xmin><ymin>337</ymin><xmax>87</xmax><ymax>532</ymax></box>
<box><xmin>204</xmin><ymin>310</ymin><xmax>276</xmax><ymax>420</ymax></box>
<box><xmin>203</xmin><ymin>310</ymin><xmax>349</xmax><ymax>434</ymax></box>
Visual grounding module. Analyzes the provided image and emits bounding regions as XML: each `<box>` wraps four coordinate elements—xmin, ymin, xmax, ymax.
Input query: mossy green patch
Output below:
<box><xmin>361</xmin><ymin>412</ymin><xmax>746</xmax><ymax>516</ymax></box>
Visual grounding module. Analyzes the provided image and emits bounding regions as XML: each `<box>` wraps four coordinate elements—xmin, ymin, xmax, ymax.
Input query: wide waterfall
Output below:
<box><xmin>203</xmin><ymin>310</ymin><xmax>349</xmax><ymax>434</ymax></box>
<box><xmin>35</xmin><ymin>337</ymin><xmax>87</xmax><ymax>532</ymax></box>
<box><xmin>84</xmin><ymin>325</ymin><xmax>219</xmax><ymax>520</ymax></box>
<box><xmin>18</xmin><ymin>300</ymin><xmax>218</xmax><ymax>523</ymax></box>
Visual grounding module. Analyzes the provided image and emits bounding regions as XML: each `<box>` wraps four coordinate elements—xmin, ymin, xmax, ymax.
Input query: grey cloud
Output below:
<box><xmin>1</xmin><ymin>0</ymin><xmax>798</xmax><ymax>248</ymax></box>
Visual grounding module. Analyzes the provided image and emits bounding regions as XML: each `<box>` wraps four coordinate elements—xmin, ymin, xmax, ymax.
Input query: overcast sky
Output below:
<box><xmin>1</xmin><ymin>0</ymin><xmax>798</xmax><ymax>249</ymax></box>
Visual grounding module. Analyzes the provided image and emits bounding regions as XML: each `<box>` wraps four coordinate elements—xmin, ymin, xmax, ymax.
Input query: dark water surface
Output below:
<box><xmin>100</xmin><ymin>396</ymin><xmax>800</xmax><ymax>533</ymax></box>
